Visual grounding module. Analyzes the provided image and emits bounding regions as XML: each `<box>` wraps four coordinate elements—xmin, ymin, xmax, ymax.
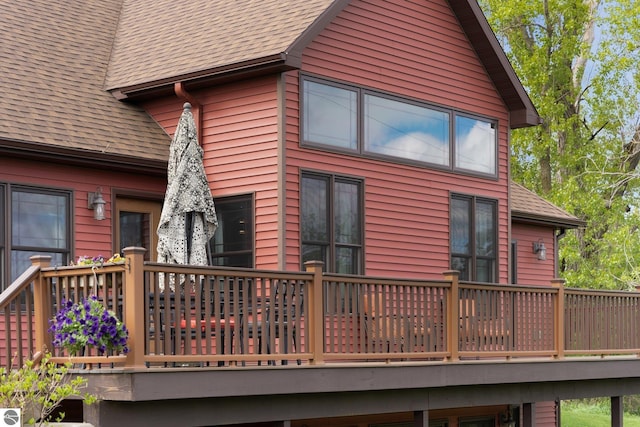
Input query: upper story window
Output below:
<box><xmin>302</xmin><ymin>76</ymin><xmax>497</xmax><ymax>177</ymax></box>
<box><xmin>0</xmin><ymin>185</ymin><xmax>71</xmax><ymax>290</ymax></box>
<box><xmin>210</xmin><ymin>194</ymin><xmax>254</xmax><ymax>268</ymax></box>
<box><xmin>450</xmin><ymin>194</ymin><xmax>497</xmax><ymax>283</ymax></box>
<box><xmin>301</xmin><ymin>172</ymin><xmax>363</xmax><ymax>274</ymax></box>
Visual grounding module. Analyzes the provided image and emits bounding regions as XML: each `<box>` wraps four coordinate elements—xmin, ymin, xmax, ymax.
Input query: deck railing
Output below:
<box><xmin>2</xmin><ymin>247</ymin><xmax>640</xmax><ymax>370</ymax></box>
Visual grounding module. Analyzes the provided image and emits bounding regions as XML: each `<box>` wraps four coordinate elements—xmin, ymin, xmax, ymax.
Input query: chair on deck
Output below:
<box><xmin>239</xmin><ymin>280</ymin><xmax>302</xmax><ymax>365</ymax></box>
<box><xmin>458</xmin><ymin>297</ymin><xmax>510</xmax><ymax>351</ymax></box>
<box><xmin>178</xmin><ymin>281</ymin><xmax>237</xmax><ymax>358</ymax></box>
<box><xmin>362</xmin><ymin>292</ymin><xmax>426</xmax><ymax>354</ymax></box>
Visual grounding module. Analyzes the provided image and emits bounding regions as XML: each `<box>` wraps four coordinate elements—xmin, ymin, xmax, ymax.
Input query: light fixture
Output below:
<box><xmin>87</xmin><ymin>187</ymin><xmax>106</xmax><ymax>221</ymax></box>
<box><xmin>533</xmin><ymin>239</ymin><xmax>547</xmax><ymax>261</ymax></box>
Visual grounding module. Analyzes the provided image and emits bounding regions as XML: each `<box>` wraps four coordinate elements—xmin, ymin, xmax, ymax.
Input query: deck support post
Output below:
<box><xmin>123</xmin><ymin>246</ymin><xmax>147</xmax><ymax>369</ymax></box>
<box><xmin>31</xmin><ymin>255</ymin><xmax>52</xmax><ymax>354</ymax></box>
<box><xmin>443</xmin><ymin>270</ymin><xmax>459</xmax><ymax>361</ymax></box>
<box><xmin>611</xmin><ymin>396</ymin><xmax>623</xmax><ymax>427</ymax></box>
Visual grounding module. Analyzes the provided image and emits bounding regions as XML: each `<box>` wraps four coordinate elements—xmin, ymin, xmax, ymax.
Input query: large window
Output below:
<box><xmin>210</xmin><ymin>195</ymin><xmax>254</xmax><ymax>268</ymax></box>
<box><xmin>302</xmin><ymin>76</ymin><xmax>497</xmax><ymax>176</ymax></box>
<box><xmin>301</xmin><ymin>173</ymin><xmax>363</xmax><ymax>274</ymax></box>
<box><xmin>0</xmin><ymin>185</ymin><xmax>71</xmax><ymax>290</ymax></box>
<box><xmin>450</xmin><ymin>194</ymin><xmax>497</xmax><ymax>282</ymax></box>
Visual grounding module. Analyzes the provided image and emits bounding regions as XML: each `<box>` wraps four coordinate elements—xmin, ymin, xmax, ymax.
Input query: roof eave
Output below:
<box><xmin>511</xmin><ymin>211</ymin><xmax>586</xmax><ymax>229</ymax></box>
<box><xmin>0</xmin><ymin>138</ymin><xmax>167</xmax><ymax>176</ymax></box>
<box><xmin>111</xmin><ymin>53</ymin><xmax>298</xmax><ymax>101</ymax></box>
<box><xmin>447</xmin><ymin>0</ymin><xmax>540</xmax><ymax>129</ymax></box>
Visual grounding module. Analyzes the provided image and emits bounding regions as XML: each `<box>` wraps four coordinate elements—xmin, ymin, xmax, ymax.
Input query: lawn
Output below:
<box><xmin>562</xmin><ymin>401</ymin><xmax>640</xmax><ymax>427</ymax></box>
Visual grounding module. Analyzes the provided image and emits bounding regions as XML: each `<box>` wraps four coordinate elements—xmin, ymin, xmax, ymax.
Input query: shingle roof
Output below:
<box><xmin>2</xmin><ymin>0</ymin><xmax>538</xmax><ymax>165</ymax></box>
<box><xmin>105</xmin><ymin>0</ymin><xmax>538</xmax><ymax>128</ymax></box>
<box><xmin>511</xmin><ymin>182</ymin><xmax>585</xmax><ymax>228</ymax></box>
<box><xmin>105</xmin><ymin>0</ymin><xmax>338</xmax><ymax>91</ymax></box>
<box><xmin>0</xmin><ymin>0</ymin><xmax>170</xmax><ymax>164</ymax></box>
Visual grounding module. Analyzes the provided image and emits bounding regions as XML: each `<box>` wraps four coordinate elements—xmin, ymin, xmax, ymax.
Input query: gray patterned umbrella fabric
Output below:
<box><xmin>157</xmin><ymin>102</ymin><xmax>218</xmax><ymax>273</ymax></box>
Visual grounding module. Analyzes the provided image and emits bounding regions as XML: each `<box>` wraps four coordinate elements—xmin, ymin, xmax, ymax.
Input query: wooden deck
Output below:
<box><xmin>1</xmin><ymin>247</ymin><xmax>640</xmax><ymax>371</ymax></box>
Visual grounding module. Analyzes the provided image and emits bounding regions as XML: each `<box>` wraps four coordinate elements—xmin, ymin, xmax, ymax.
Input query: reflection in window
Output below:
<box><xmin>365</xmin><ymin>94</ymin><xmax>449</xmax><ymax>165</ymax></box>
<box><xmin>303</xmin><ymin>79</ymin><xmax>357</xmax><ymax>150</ymax></box>
<box><xmin>451</xmin><ymin>194</ymin><xmax>496</xmax><ymax>282</ymax></box>
<box><xmin>301</xmin><ymin>173</ymin><xmax>363</xmax><ymax>274</ymax></box>
<box><xmin>301</xmin><ymin>77</ymin><xmax>498</xmax><ymax>177</ymax></box>
<box><xmin>210</xmin><ymin>195</ymin><xmax>253</xmax><ymax>268</ymax></box>
<box><xmin>8</xmin><ymin>188</ymin><xmax>70</xmax><ymax>286</ymax></box>
<box><xmin>455</xmin><ymin>115</ymin><xmax>496</xmax><ymax>174</ymax></box>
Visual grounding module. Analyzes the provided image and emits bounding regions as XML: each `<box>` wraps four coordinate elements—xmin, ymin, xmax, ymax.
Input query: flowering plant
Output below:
<box><xmin>49</xmin><ymin>296</ymin><xmax>129</xmax><ymax>356</ymax></box>
<box><xmin>73</xmin><ymin>253</ymin><xmax>125</xmax><ymax>266</ymax></box>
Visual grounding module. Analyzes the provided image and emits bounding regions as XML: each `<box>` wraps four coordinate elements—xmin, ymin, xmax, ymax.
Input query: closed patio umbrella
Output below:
<box><xmin>157</xmin><ymin>102</ymin><xmax>218</xmax><ymax>279</ymax></box>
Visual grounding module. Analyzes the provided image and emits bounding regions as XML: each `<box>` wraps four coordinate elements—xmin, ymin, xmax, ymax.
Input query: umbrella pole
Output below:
<box><xmin>185</xmin><ymin>211</ymin><xmax>194</xmax><ymax>264</ymax></box>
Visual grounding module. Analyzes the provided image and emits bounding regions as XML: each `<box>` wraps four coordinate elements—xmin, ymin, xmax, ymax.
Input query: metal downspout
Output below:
<box><xmin>174</xmin><ymin>82</ymin><xmax>203</xmax><ymax>146</ymax></box>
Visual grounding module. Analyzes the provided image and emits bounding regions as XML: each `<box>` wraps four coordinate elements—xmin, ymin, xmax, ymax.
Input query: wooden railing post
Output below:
<box><xmin>443</xmin><ymin>270</ymin><xmax>459</xmax><ymax>361</ymax></box>
<box><xmin>123</xmin><ymin>247</ymin><xmax>146</xmax><ymax>369</ymax></box>
<box><xmin>31</xmin><ymin>255</ymin><xmax>52</xmax><ymax>354</ymax></box>
<box><xmin>305</xmin><ymin>260</ymin><xmax>325</xmax><ymax>365</ymax></box>
<box><xmin>552</xmin><ymin>278</ymin><xmax>566</xmax><ymax>359</ymax></box>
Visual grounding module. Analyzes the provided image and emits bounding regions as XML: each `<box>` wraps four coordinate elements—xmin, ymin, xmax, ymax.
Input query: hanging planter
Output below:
<box><xmin>49</xmin><ymin>296</ymin><xmax>129</xmax><ymax>356</ymax></box>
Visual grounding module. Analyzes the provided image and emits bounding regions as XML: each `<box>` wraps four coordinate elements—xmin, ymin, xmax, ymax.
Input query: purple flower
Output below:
<box><xmin>49</xmin><ymin>296</ymin><xmax>128</xmax><ymax>356</ymax></box>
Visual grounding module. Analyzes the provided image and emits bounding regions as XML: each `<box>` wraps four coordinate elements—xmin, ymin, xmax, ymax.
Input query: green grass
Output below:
<box><xmin>562</xmin><ymin>401</ymin><xmax>640</xmax><ymax>427</ymax></box>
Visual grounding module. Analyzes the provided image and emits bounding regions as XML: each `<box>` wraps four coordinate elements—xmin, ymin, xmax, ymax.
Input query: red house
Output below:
<box><xmin>4</xmin><ymin>0</ymin><xmax>636</xmax><ymax>427</ymax></box>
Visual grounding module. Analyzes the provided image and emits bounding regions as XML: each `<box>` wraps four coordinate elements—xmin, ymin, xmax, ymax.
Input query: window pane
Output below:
<box><xmin>303</xmin><ymin>80</ymin><xmax>357</xmax><ymax>149</ymax></box>
<box><xmin>451</xmin><ymin>198</ymin><xmax>470</xmax><ymax>255</ymax></box>
<box><xmin>476</xmin><ymin>258</ymin><xmax>495</xmax><ymax>283</ymax></box>
<box><xmin>302</xmin><ymin>244</ymin><xmax>328</xmax><ymax>268</ymax></box>
<box><xmin>210</xmin><ymin>196</ymin><xmax>253</xmax><ymax>268</ymax></box>
<box><xmin>12</xmin><ymin>191</ymin><xmax>68</xmax><ymax>249</ymax></box>
<box><xmin>334</xmin><ymin>180</ymin><xmax>360</xmax><ymax>244</ymax></box>
<box><xmin>451</xmin><ymin>256</ymin><xmax>470</xmax><ymax>281</ymax></box>
<box><xmin>364</xmin><ymin>94</ymin><xmax>449</xmax><ymax>165</ymax></box>
<box><xmin>455</xmin><ymin>115</ymin><xmax>496</xmax><ymax>174</ymax></box>
<box><xmin>11</xmin><ymin>250</ymin><xmax>65</xmax><ymax>282</ymax></box>
<box><xmin>120</xmin><ymin>212</ymin><xmax>148</xmax><ymax>250</ymax></box>
<box><xmin>301</xmin><ymin>175</ymin><xmax>329</xmax><ymax>242</ymax></box>
<box><xmin>211</xmin><ymin>199</ymin><xmax>251</xmax><ymax>253</ymax></box>
<box><xmin>475</xmin><ymin>201</ymin><xmax>495</xmax><ymax>257</ymax></box>
<box><xmin>335</xmin><ymin>246</ymin><xmax>359</xmax><ymax>275</ymax></box>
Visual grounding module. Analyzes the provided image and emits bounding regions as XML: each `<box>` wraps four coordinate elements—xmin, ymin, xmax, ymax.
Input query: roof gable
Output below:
<box><xmin>107</xmin><ymin>0</ymin><xmax>538</xmax><ymax>128</ymax></box>
<box><xmin>105</xmin><ymin>0</ymin><xmax>341</xmax><ymax>92</ymax></box>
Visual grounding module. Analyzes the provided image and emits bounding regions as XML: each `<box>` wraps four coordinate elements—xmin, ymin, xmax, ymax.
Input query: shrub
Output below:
<box><xmin>0</xmin><ymin>352</ymin><xmax>96</xmax><ymax>426</ymax></box>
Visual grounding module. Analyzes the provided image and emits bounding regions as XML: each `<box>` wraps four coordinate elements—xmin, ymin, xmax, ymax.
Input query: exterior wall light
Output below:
<box><xmin>87</xmin><ymin>187</ymin><xmax>106</xmax><ymax>221</ymax></box>
<box><xmin>532</xmin><ymin>239</ymin><xmax>547</xmax><ymax>261</ymax></box>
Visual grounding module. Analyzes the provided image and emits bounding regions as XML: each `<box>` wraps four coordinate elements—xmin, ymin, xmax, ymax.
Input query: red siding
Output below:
<box><xmin>144</xmin><ymin>76</ymin><xmax>282</xmax><ymax>270</ymax></box>
<box><xmin>535</xmin><ymin>401</ymin><xmax>558</xmax><ymax>427</ymax></box>
<box><xmin>511</xmin><ymin>223</ymin><xmax>557</xmax><ymax>286</ymax></box>
<box><xmin>0</xmin><ymin>157</ymin><xmax>165</xmax><ymax>261</ymax></box>
<box><xmin>285</xmin><ymin>0</ymin><xmax>511</xmax><ymax>280</ymax></box>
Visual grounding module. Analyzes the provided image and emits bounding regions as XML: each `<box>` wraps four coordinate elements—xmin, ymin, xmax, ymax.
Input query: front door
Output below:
<box><xmin>115</xmin><ymin>197</ymin><xmax>162</xmax><ymax>261</ymax></box>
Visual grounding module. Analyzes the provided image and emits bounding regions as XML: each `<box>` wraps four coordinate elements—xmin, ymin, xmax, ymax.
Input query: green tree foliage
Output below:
<box><xmin>479</xmin><ymin>0</ymin><xmax>640</xmax><ymax>288</ymax></box>
<box><xmin>0</xmin><ymin>352</ymin><xmax>95</xmax><ymax>426</ymax></box>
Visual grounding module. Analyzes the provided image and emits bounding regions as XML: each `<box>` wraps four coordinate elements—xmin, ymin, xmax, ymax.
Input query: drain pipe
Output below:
<box><xmin>174</xmin><ymin>82</ymin><xmax>203</xmax><ymax>146</ymax></box>
<box><xmin>555</xmin><ymin>228</ymin><xmax>567</xmax><ymax>276</ymax></box>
